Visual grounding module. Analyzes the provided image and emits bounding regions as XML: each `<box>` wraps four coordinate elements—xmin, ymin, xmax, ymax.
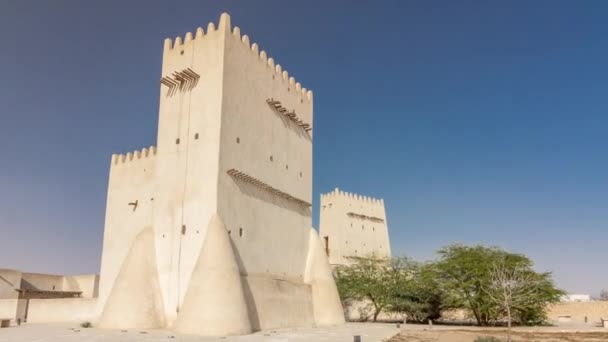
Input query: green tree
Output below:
<box><xmin>335</xmin><ymin>256</ymin><xmax>397</xmax><ymax>322</ymax></box>
<box><xmin>436</xmin><ymin>244</ymin><xmax>563</xmax><ymax>326</ymax></box>
<box><xmin>385</xmin><ymin>260</ymin><xmax>444</xmax><ymax>323</ymax></box>
<box><xmin>336</xmin><ymin>256</ymin><xmax>446</xmax><ymax>323</ymax></box>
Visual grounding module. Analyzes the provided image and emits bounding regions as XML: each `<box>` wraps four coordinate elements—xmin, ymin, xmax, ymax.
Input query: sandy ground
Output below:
<box><xmin>390</xmin><ymin>324</ymin><xmax>608</xmax><ymax>342</ymax></box>
<box><xmin>0</xmin><ymin>322</ymin><xmax>398</xmax><ymax>342</ymax></box>
<box><xmin>3</xmin><ymin>321</ymin><xmax>608</xmax><ymax>342</ymax></box>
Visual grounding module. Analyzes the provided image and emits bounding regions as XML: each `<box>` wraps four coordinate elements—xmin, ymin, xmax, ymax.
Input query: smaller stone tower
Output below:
<box><xmin>319</xmin><ymin>188</ymin><xmax>391</xmax><ymax>266</ymax></box>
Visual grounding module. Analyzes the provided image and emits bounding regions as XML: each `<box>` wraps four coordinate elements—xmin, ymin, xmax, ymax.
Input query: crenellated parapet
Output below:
<box><xmin>320</xmin><ymin>187</ymin><xmax>384</xmax><ymax>206</ymax></box>
<box><xmin>231</xmin><ymin>22</ymin><xmax>313</xmax><ymax>103</ymax></box>
<box><xmin>161</xmin><ymin>13</ymin><xmax>313</xmax><ymax>103</ymax></box>
<box><xmin>111</xmin><ymin>146</ymin><xmax>157</xmax><ymax>166</ymax></box>
<box><xmin>162</xmin><ymin>13</ymin><xmax>231</xmax><ymax>52</ymax></box>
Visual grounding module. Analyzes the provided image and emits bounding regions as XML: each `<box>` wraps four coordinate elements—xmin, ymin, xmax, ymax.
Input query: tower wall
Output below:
<box><xmin>152</xmin><ymin>20</ymin><xmax>228</xmax><ymax>324</ymax></box>
<box><xmin>215</xmin><ymin>20</ymin><xmax>316</xmax><ymax>330</ymax></box>
<box><xmin>319</xmin><ymin>188</ymin><xmax>391</xmax><ymax>266</ymax></box>
<box><xmin>97</xmin><ymin>13</ymin><xmax>343</xmax><ymax>334</ymax></box>
<box><xmin>97</xmin><ymin>148</ymin><xmax>156</xmax><ymax>315</ymax></box>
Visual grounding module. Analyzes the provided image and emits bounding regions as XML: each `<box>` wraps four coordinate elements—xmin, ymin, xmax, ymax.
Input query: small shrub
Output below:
<box><xmin>80</xmin><ymin>321</ymin><xmax>92</xmax><ymax>328</ymax></box>
<box><xmin>474</xmin><ymin>337</ymin><xmax>502</xmax><ymax>342</ymax></box>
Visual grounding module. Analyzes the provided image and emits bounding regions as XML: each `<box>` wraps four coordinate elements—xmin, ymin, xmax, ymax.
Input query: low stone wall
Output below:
<box><xmin>437</xmin><ymin>303</ymin><xmax>608</xmax><ymax>325</ymax></box>
<box><xmin>341</xmin><ymin>301</ymin><xmax>608</xmax><ymax>325</ymax></box>
<box><xmin>0</xmin><ymin>299</ymin><xmax>18</xmax><ymax>319</ymax></box>
<box><xmin>0</xmin><ymin>299</ymin><xmax>30</xmax><ymax>322</ymax></box>
<box><xmin>547</xmin><ymin>301</ymin><xmax>608</xmax><ymax>324</ymax></box>
<box><xmin>26</xmin><ymin>298</ymin><xmax>97</xmax><ymax>323</ymax></box>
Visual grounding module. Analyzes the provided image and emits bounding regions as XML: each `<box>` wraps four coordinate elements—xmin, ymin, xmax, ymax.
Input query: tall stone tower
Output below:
<box><xmin>319</xmin><ymin>188</ymin><xmax>391</xmax><ymax>266</ymax></box>
<box><xmin>96</xmin><ymin>13</ymin><xmax>343</xmax><ymax>335</ymax></box>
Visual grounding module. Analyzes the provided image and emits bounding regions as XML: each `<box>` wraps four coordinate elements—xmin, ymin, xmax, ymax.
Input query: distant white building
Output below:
<box><xmin>562</xmin><ymin>294</ymin><xmax>591</xmax><ymax>302</ymax></box>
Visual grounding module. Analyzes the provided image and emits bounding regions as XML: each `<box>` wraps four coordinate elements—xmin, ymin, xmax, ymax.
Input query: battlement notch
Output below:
<box><xmin>161</xmin><ymin>13</ymin><xmax>313</xmax><ymax>102</ymax></box>
<box><xmin>320</xmin><ymin>187</ymin><xmax>384</xmax><ymax>206</ymax></box>
<box><xmin>111</xmin><ymin>146</ymin><xmax>157</xmax><ymax>166</ymax></box>
<box><xmin>162</xmin><ymin>12</ymin><xmax>230</xmax><ymax>54</ymax></box>
<box><xmin>230</xmin><ymin>17</ymin><xmax>313</xmax><ymax>103</ymax></box>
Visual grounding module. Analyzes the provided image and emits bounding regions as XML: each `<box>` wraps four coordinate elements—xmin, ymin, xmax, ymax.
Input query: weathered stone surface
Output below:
<box><xmin>98</xmin><ymin>227</ymin><xmax>165</xmax><ymax>329</ymax></box>
<box><xmin>175</xmin><ymin>215</ymin><xmax>251</xmax><ymax>335</ymax></box>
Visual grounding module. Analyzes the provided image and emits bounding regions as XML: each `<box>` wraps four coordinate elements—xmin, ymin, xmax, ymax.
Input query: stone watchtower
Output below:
<box><xmin>319</xmin><ymin>188</ymin><xmax>392</xmax><ymax>266</ymax></box>
<box><xmin>96</xmin><ymin>13</ymin><xmax>343</xmax><ymax>336</ymax></box>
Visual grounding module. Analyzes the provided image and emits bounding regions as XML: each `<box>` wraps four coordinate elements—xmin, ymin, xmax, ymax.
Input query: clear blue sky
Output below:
<box><xmin>1</xmin><ymin>1</ymin><xmax>607</xmax><ymax>295</ymax></box>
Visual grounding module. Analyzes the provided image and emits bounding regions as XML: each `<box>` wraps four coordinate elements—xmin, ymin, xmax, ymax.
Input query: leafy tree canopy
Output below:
<box><xmin>435</xmin><ymin>244</ymin><xmax>563</xmax><ymax>326</ymax></box>
<box><xmin>334</xmin><ymin>244</ymin><xmax>563</xmax><ymax>326</ymax></box>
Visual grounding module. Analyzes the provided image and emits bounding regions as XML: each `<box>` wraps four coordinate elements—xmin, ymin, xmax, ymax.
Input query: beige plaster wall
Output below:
<box><xmin>547</xmin><ymin>301</ymin><xmax>608</xmax><ymax>324</ymax></box>
<box><xmin>0</xmin><ymin>299</ymin><xmax>18</xmax><ymax>319</ymax></box>
<box><xmin>215</xmin><ymin>16</ymin><xmax>315</xmax><ymax>330</ymax></box>
<box><xmin>97</xmin><ymin>148</ymin><xmax>156</xmax><ymax>316</ymax></box>
<box><xmin>154</xmin><ymin>20</ymin><xmax>226</xmax><ymax>324</ymax></box>
<box><xmin>98</xmin><ymin>227</ymin><xmax>165</xmax><ymax>329</ymax></box>
<box><xmin>244</xmin><ymin>276</ymin><xmax>314</xmax><ymax>331</ymax></box>
<box><xmin>319</xmin><ymin>188</ymin><xmax>391</xmax><ymax>266</ymax></box>
<box><xmin>0</xmin><ymin>269</ymin><xmax>21</xmax><ymax>299</ymax></box>
<box><xmin>1</xmin><ymin>269</ymin><xmax>99</xmax><ymax>301</ymax></box>
<box><xmin>304</xmin><ymin>228</ymin><xmax>346</xmax><ymax>326</ymax></box>
<box><xmin>96</xmin><ymin>13</ymin><xmax>343</xmax><ymax>333</ymax></box>
<box><xmin>175</xmin><ymin>215</ymin><xmax>251</xmax><ymax>336</ymax></box>
<box><xmin>27</xmin><ymin>298</ymin><xmax>97</xmax><ymax>323</ymax></box>
<box><xmin>63</xmin><ymin>275</ymin><xmax>99</xmax><ymax>298</ymax></box>
<box><xmin>20</xmin><ymin>272</ymin><xmax>64</xmax><ymax>292</ymax></box>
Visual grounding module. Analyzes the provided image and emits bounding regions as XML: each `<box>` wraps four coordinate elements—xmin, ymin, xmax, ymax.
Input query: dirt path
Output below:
<box><xmin>390</xmin><ymin>328</ymin><xmax>608</xmax><ymax>342</ymax></box>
